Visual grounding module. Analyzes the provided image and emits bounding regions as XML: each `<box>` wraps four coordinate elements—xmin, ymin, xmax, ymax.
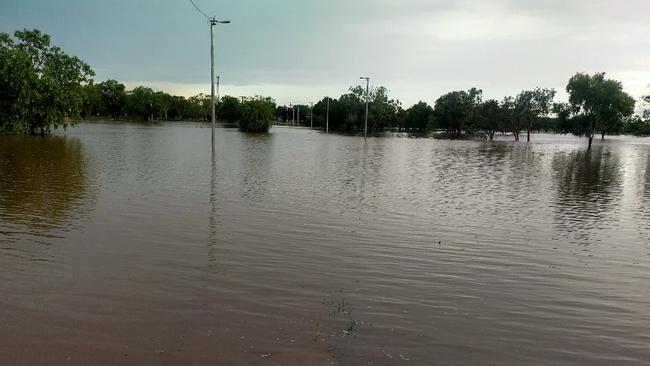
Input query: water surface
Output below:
<box><xmin>1</xmin><ymin>122</ymin><xmax>649</xmax><ymax>365</ymax></box>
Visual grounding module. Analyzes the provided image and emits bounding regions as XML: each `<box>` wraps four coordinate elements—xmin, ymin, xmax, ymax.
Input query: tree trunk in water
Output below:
<box><xmin>513</xmin><ymin>131</ymin><xmax>519</xmax><ymax>141</ymax></box>
<box><xmin>588</xmin><ymin>134</ymin><xmax>594</xmax><ymax>151</ymax></box>
<box><xmin>601</xmin><ymin>131</ymin><xmax>606</xmax><ymax>140</ymax></box>
<box><xmin>527</xmin><ymin>121</ymin><xmax>532</xmax><ymax>142</ymax></box>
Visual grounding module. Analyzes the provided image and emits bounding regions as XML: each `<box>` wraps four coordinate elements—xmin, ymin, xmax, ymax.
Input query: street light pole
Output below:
<box><xmin>360</xmin><ymin>77</ymin><xmax>370</xmax><ymax>138</ymax></box>
<box><xmin>209</xmin><ymin>17</ymin><xmax>230</xmax><ymax>152</ymax></box>
<box><xmin>326</xmin><ymin>97</ymin><xmax>329</xmax><ymax>133</ymax></box>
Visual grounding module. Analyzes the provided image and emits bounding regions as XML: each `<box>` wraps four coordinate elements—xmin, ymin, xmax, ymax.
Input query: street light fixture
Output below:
<box><xmin>360</xmin><ymin>77</ymin><xmax>370</xmax><ymax>138</ymax></box>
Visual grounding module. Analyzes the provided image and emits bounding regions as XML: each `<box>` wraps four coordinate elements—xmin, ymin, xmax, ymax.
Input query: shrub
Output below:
<box><xmin>238</xmin><ymin>97</ymin><xmax>275</xmax><ymax>133</ymax></box>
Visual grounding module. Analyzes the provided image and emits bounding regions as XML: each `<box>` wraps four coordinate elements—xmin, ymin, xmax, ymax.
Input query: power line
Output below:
<box><xmin>188</xmin><ymin>0</ymin><xmax>209</xmax><ymax>19</ymax></box>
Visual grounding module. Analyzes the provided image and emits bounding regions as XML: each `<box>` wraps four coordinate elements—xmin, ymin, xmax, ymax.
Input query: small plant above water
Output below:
<box><xmin>326</xmin><ymin>293</ymin><xmax>358</xmax><ymax>336</ymax></box>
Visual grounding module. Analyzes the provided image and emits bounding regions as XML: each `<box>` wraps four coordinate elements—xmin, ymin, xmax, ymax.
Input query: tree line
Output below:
<box><xmin>278</xmin><ymin>76</ymin><xmax>648</xmax><ymax>150</ymax></box>
<box><xmin>1</xmin><ymin>28</ymin><xmax>649</xmax><ymax>142</ymax></box>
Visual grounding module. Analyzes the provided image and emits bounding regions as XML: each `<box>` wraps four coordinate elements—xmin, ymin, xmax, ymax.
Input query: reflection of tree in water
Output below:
<box><xmin>552</xmin><ymin>147</ymin><xmax>623</xmax><ymax>244</ymax></box>
<box><xmin>238</xmin><ymin>133</ymin><xmax>274</xmax><ymax>202</ymax></box>
<box><xmin>0</xmin><ymin>136</ymin><xmax>92</xmax><ymax>236</ymax></box>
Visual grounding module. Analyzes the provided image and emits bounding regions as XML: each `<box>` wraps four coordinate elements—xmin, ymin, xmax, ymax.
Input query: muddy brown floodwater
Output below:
<box><xmin>1</xmin><ymin>122</ymin><xmax>649</xmax><ymax>365</ymax></box>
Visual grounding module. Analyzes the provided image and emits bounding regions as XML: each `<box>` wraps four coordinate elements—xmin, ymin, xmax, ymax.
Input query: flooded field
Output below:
<box><xmin>1</xmin><ymin>122</ymin><xmax>649</xmax><ymax>365</ymax></box>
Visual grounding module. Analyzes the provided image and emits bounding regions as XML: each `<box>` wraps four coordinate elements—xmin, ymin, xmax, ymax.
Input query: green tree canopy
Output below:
<box><xmin>557</xmin><ymin>72</ymin><xmax>635</xmax><ymax>150</ymax></box>
<box><xmin>99</xmin><ymin>79</ymin><xmax>126</xmax><ymax>120</ymax></box>
<box><xmin>0</xmin><ymin>29</ymin><xmax>95</xmax><ymax>135</ymax></box>
<box><xmin>405</xmin><ymin>101</ymin><xmax>434</xmax><ymax>133</ymax></box>
<box><xmin>477</xmin><ymin>99</ymin><xmax>502</xmax><ymax>140</ymax></box>
<box><xmin>433</xmin><ymin>88</ymin><xmax>482</xmax><ymax>137</ymax></box>
<box><xmin>220</xmin><ymin>95</ymin><xmax>241</xmax><ymax>123</ymax></box>
<box><xmin>238</xmin><ymin>96</ymin><xmax>275</xmax><ymax>133</ymax></box>
<box><xmin>126</xmin><ymin>86</ymin><xmax>155</xmax><ymax>121</ymax></box>
<box><xmin>80</xmin><ymin>81</ymin><xmax>103</xmax><ymax>119</ymax></box>
<box><xmin>515</xmin><ymin>87</ymin><xmax>556</xmax><ymax>142</ymax></box>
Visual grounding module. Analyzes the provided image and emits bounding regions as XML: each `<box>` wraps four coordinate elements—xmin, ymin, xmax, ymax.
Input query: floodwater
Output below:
<box><xmin>1</xmin><ymin>122</ymin><xmax>649</xmax><ymax>366</ymax></box>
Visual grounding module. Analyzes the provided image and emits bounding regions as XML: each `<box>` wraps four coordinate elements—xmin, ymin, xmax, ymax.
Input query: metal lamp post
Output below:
<box><xmin>360</xmin><ymin>77</ymin><xmax>370</xmax><ymax>138</ymax></box>
<box><xmin>210</xmin><ymin>18</ymin><xmax>230</xmax><ymax>152</ymax></box>
<box><xmin>326</xmin><ymin>97</ymin><xmax>329</xmax><ymax>133</ymax></box>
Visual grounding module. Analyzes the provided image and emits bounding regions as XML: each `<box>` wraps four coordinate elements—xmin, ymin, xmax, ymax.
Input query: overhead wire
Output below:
<box><xmin>188</xmin><ymin>0</ymin><xmax>209</xmax><ymax>19</ymax></box>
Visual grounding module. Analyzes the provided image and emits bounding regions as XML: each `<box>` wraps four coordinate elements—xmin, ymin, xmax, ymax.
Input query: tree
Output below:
<box><xmin>434</xmin><ymin>88</ymin><xmax>482</xmax><ymax>138</ymax></box>
<box><xmin>99</xmin><ymin>79</ymin><xmax>126</xmax><ymax>120</ymax></box>
<box><xmin>366</xmin><ymin>86</ymin><xmax>402</xmax><ymax>132</ymax></box>
<box><xmin>622</xmin><ymin>115</ymin><xmax>650</xmax><ymax>136</ymax></box>
<box><xmin>515</xmin><ymin>87</ymin><xmax>556</xmax><ymax>142</ymax></box>
<box><xmin>127</xmin><ymin>86</ymin><xmax>155</xmax><ymax>121</ymax></box>
<box><xmin>154</xmin><ymin>91</ymin><xmax>173</xmax><ymax>120</ymax></box>
<box><xmin>337</xmin><ymin>92</ymin><xmax>363</xmax><ymax>132</ymax></box>
<box><xmin>187</xmin><ymin>93</ymin><xmax>210</xmax><ymax>121</ymax></box>
<box><xmin>643</xmin><ymin>92</ymin><xmax>650</xmax><ymax>120</ymax></box>
<box><xmin>220</xmin><ymin>95</ymin><xmax>241</xmax><ymax>123</ymax></box>
<box><xmin>500</xmin><ymin>97</ymin><xmax>521</xmax><ymax>141</ymax></box>
<box><xmin>80</xmin><ymin>81</ymin><xmax>103</xmax><ymax>119</ymax></box>
<box><xmin>239</xmin><ymin>96</ymin><xmax>275</xmax><ymax>132</ymax></box>
<box><xmin>405</xmin><ymin>101</ymin><xmax>434</xmax><ymax>133</ymax></box>
<box><xmin>477</xmin><ymin>99</ymin><xmax>502</xmax><ymax>140</ymax></box>
<box><xmin>0</xmin><ymin>29</ymin><xmax>94</xmax><ymax>135</ymax></box>
<box><xmin>558</xmin><ymin>72</ymin><xmax>635</xmax><ymax>150</ymax></box>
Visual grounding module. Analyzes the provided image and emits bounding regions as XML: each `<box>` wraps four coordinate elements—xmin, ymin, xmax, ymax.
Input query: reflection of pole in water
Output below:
<box><xmin>208</xmin><ymin>149</ymin><xmax>219</xmax><ymax>271</ymax></box>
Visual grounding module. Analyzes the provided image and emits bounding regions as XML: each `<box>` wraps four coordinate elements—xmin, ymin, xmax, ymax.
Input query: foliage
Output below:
<box><xmin>643</xmin><ymin>93</ymin><xmax>650</xmax><ymax>120</ymax></box>
<box><xmin>477</xmin><ymin>99</ymin><xmax>502</xmax><ymax>140</ymax></box>
<box><xmin>514</xmin><ymin>88</ymin><xmax>556</xmax><ymax>142</ymax></box>
<box><xmin>0</xmin><ymin>29</ymin><xmax>95</xmax><ymax>135</ymax></box>
<box><xmin>126</xmin><ymin>86</ymin><xmax>155</xmax><ymax>121</ymax></box>
<box><xmin>80</xmin><ymin>81</ymin><xmax>103</xmax><ymax>118</ymax></box>
<box><xmin>238</xmin><ymin>96</ymin><xmax>275</xmax><ymax>132</ymax></box>
<box><xmin>622</xmin><ymin>116</ymin><xmax>650</xmax><ymax>136</ymax></box>
<box><xmin>220</xmin><ymin>95</ymin><xmax>241</xmax><ymax>123</ymax></box>
<box><xmin>557</xmin><ymin>72</ymin><xmax>635</xmax><ymax>150</ymax></box>
<box><xmin>99</xmin><ymin>79</ymin><xmax>126</xmax><ymax>120</ymax></box>
<box><xmin>433</xmin><ymin>88</ymin><xmax>482</xmax><ymax>137</ymax></box>
<box><xmin>405</xmin><ymin>101</ymin><xmax>434</xmax><ymax>133</ymax></box>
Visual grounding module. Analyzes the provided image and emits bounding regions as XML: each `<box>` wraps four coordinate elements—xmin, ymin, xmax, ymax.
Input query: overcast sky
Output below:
<box><xmin>2</xmin><ymin>0</ymin><xmax>649</xmax><ymax>106</ymax></box>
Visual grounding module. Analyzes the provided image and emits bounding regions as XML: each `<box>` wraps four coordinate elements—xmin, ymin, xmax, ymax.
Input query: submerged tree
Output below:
<box><xmin>405</xmin><ymin>101</ymin><xmax>434</xmax><ymax>133</ymax></box>
<box><xmin>477</xmin><ymin>99</ymin><xmax>502</xmax><ymax>140</ymax></box>
<box><xmin>515</xmin><ymin>88</ymin><xmax>556</xmax><ymax>142</ymax></box>
<box><xmin>220</xmin><ymin>95</ymin><xmax>241</xmax><ymax>123</ymax></box>
<box><xmin>238</xmin><ymin>96</ymin><xmax>276</xmax><ymax>132</ymax></box>
<box><xmin>499</xmin><ymin>97</ymin><xmax>520</xmax><ymax>141</ymax></box>
<box><xmin>434</xmin><ymin>88</ymin><xmax>482</xmax><ymax>138</ymax></box>
<box><xmin>0</xmin><ymin>29</ymin><xmax>95</xmax><ymax>135</ymax></box>
<box><xmin>557</xmin><ymin>73</ymin><xmax>635</xmax><ymax>150</ymax></box>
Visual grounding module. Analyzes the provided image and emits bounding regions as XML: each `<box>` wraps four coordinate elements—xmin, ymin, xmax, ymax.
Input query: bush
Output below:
<box><xmin>238</xmin><ymin>97</ymin><xmax>275</xmax><ymax>132</ymax></box>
